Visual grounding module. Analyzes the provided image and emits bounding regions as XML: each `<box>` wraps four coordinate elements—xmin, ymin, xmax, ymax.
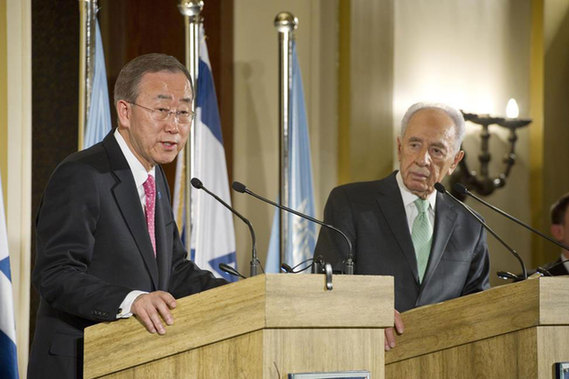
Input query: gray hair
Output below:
<box><xmin>113</xmin><ymin>53</ymin><xmax>193</xmax><ymax>105</ymax></box>
<box><xmin>400</xmin><ymin>102</ymin><xmax>465</xmax><ymax>153</ymax></box>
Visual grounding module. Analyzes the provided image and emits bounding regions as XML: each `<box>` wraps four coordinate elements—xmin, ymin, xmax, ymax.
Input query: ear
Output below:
<box><xmin>396</xmin><ymin>137</ymin><xmax>402</xmax><ymax>162</ymax></box>
<box><xmin>116</xmin><ymin>100</ymin><xmax>131</xmax><ymax>128</ymax></box>
<box><xmin>448</xmin><ymin>150</ymin><xmax>465</xmax><ymax>174</ymax></box>
<box><xmin>551</xmin><ymin>224</ymin><xmax>564</xmax><ymax>241</ymax></box>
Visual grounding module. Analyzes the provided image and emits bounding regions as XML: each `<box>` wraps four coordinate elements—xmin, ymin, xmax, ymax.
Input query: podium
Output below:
<box><xmin>385</xmin><ymin>277</ymin><xmax>569</xmax><ymax>378</ymax></box>
<box><xmin>84</xmin><ymin>274</ymin><xmax>394</xmax><ymax>378</ymax></box>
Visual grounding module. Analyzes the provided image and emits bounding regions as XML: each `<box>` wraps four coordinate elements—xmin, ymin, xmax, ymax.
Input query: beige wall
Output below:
<box><xmin>343</xmin><ymin>0</ymin><xmax>394</xmax><ymax>183</ymax></box>
<box><xmin>1</xmin><ymin>0</ymin><xmax>32</xmax><ymax>375</ymax></box>
<box><xmin>233</xmin><ymin>0</ymin><xmax>338</xmax><ymax>272</ymax></box>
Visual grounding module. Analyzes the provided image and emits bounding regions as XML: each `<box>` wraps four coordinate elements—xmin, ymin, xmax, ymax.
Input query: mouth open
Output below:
<box><xmin>161</xmin><ymin>141</ymin><xmax>178</xmax><ymax>150</ymax></box>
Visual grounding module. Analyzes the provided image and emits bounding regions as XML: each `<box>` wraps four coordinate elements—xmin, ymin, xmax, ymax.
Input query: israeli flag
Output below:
<box><xmin>266</xmin><ymin>41</ymin><xmax>317</xmax><ymax>273</ymax></box>
<box><xmin>174</xmin><ymin>26</ymin><xmax>237</xmax><ymax>281</ymax></box>
<box><xmin>0</xmin><ymin>175</ymin><xmax>19</xmax><ymax>379</ymax></box>
<box><xmin>83</xmin><ymin>19</ymin><xmax>112</xmax><ymax>149</ymax></box>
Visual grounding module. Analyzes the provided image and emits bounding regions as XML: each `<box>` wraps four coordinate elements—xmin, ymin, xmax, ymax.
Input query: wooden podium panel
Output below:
<box><xmin>98</xmin><ymin>329</ymin><xmax>384</xmax><ymax>378</ymax></box>
<box><xmin>84</xmin><ymin>274</ymin><xmax>394</xmax><ymax>378</ymax></box>
<box><xmin>385</xmin><ymin>277</ymin><xmax>569</xmax><ymax>378</ymax></box>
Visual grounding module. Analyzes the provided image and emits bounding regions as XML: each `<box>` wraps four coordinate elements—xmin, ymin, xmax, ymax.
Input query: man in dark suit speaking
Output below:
<box><xmin>28</xmin><ymin>54</ymin><xmax>227</xmax><ymax>378</ymax></box>
<box><xmin>314</xmin><ymin>102</ymin><xmax>490</xmax><ymax>350</ymax></box>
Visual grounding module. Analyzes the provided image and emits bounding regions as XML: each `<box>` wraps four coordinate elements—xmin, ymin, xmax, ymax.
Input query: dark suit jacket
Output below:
<box><xmin>314</xmin><ymin>172</ymin><xmax>490</xmax><ymax>312</ymax></box>
<box><xmin>28</xmin><ymin>133</ymin><xmax>226</xmax><ymax>379</ymax></box>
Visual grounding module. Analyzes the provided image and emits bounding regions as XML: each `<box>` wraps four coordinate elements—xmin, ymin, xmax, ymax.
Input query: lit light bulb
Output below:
<box><xmin>506</xmin><ymin>98</ymin><xmax>519</xmax><ymax>118</ymax></box>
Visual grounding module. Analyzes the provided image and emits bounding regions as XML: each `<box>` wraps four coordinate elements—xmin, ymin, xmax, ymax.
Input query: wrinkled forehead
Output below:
<box><xmin>137</xmin><ymin>71</ymin><xmax>193</xmax><ymax>102</ymax></box>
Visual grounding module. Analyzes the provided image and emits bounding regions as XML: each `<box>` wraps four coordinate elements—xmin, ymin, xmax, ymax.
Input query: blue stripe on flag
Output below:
<box><xmin>0</xmin><ymin>174</ymin><xmax>18</xmax><ymax>379</ymax></box>
<box><xmin>0</xmin><ymin>257</ymin><xmax>10</xmax><ymax>281</ymax></box>
<box><xmin>196</xmin><ymin>59</ymin><xmax>223</xmax><ymax>144</ymax></box>
<box><xmin>0</xmin><ymin>330</ymin><xmax>18</xmax><ymax>379</ymax></box>
<box><xmin>208</xmin><ymin>252</ymin><xmax>237</xmax><ymax>281</ymax></box>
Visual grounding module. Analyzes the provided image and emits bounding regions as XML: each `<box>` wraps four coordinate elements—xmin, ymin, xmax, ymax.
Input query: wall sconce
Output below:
<box><xmin>449</xmin><ymin>99</ymin><xmax>531</xmax><ymax>199</ymax></box>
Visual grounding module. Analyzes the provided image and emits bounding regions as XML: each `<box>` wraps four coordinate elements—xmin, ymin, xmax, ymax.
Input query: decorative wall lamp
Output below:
<box><xmin>450</xmin><ymin>99</ymin><xmax>531</xmax><ymax>199</ymax></box>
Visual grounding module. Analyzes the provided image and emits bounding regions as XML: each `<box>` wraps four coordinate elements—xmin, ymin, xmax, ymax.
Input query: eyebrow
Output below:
<box><xmin>408</xmin><ymin>137</ymin><xmax>448</xmax><ymax>150</ymax></box>
<box><xmin>430</xmin><ymin>142</ymin><xmax>447</xmax><ymax>150</ymax></box>
<box><xmin>156</xmin><ymin>94</ymin><xmax>193</xmax><ymax>103</ymax></box>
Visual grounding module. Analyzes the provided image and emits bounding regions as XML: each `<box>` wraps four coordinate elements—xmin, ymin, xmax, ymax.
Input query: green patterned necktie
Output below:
<box><xmin>412</xmin><ymin>198</ymin><xmax>433</xmax><ymax>283</ymax></box>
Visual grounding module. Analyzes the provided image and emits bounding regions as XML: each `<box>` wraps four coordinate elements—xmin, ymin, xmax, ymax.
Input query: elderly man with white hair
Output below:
<box><xmin>314</xmin><ymin>102</ymin><xmax>490</xmax><ymax>350</ymax></box>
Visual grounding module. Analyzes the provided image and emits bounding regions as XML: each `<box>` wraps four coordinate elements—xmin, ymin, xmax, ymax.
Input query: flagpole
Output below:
<box><xmin>178</xmin><ymin>0</ymin><xmax>203</xmax><ymax>253</ymax></box>
<box><xmin>274</xmin><ymin>12</ymin><xmax>297</xmax><ymax>267</ymax></box>
<box><xmin>78</xmin><ymin>0</ymin><xmax>97</xmax><ymax>150</ymax></box>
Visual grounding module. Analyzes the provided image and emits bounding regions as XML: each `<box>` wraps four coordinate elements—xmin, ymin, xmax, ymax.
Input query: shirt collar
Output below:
<box><xmin>114</xmin><ymin>129</ymin><xmax>155</xmax><ymax>188</ymax></box>
<box><xmin>396</xmin><ymin>171</ymin><xmax>437</xmax><ymax>211</ymax></box>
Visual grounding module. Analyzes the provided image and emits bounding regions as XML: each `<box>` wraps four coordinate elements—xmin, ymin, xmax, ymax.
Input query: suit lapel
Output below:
<box><xmin>420</xmin><ymin>192</ymin><xmax>457</xmax><ymax>289</ymax></box>
<box><xmin>154</xmin><ymin>168</ymin><xmax>173</xmax><ymax>291</ymax></box>
<box><xmin>375</xmin><ymin>174</ymin><xmax>420</xmax><ymax>282</ymax></box>
<box><xmin>104</xmin><ymin>133</ymin><xmax>159</xmax><ymax>289</ymax></box>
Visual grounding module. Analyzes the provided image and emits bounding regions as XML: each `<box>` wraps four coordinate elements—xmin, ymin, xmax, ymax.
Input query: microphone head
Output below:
<box><xmin>218</xmin><ymin>263</ymin><xmax>246</xmax><ymax>279</ymax></box>
<box><xmin>434</xmin><ymin>182</ymin><xmax>446</xmax><ymax>193</ymax></box>
<box><xmin>281</xmin><ymin>263</ymin><xmax>294</xmax><ymax>273</ymax></box>
<box><xmin>453</xmin><ymin>183</ymin><xmax>468</xmax><ymax>195</ymax></box>
<box><xmin>190</xmin><ymin>177</ymin><xmax>203</xmax><ymax>189</ymax></box>
<box><xmin>232</xmin><ymin>181</ymin><xmax>247</xmax><ymax>193</ymax></box>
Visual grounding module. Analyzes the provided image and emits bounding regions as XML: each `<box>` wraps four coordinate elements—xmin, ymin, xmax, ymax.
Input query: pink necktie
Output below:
<box><xmin>143</xmin><ymin>175</ymin><xmax>156</xmax><ymax>256</ymax></box>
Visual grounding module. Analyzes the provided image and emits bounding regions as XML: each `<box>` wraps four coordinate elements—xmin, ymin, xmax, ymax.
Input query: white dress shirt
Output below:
<box><xmin>114</xmin><ymin>129</ymin><xmax>155</xmax><ymax>318</ymax></box>
<box><xmin>395</xmin><ymin>171</ymin><xmax>436</xmax><ymax>234</ymax></box>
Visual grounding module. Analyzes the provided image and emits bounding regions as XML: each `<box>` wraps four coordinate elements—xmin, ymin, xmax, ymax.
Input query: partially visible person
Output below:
<box><xmin>542</xmin><ymin>193</ymin><xmax>569</xmax><ymax>275</ymax></box>
<box><xmin>314</xmin><ymin>102</ymin><xmax>490</xmax><ymax>350</ymax></box>
<box><xmin>28</xmin><ymin>53</ymin><xmax>227</xmax><ymax>379</ymax></box>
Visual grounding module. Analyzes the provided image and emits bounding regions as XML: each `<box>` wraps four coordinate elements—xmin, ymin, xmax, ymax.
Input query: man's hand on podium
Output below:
<box><xmin>132</xmin><ymin>291</ymin><xmax>177</xmax><ymax>335</ymax></box>
<box><xmin>384</xmin><ymin>309</ymin><xmax>404</xmax><ymax>351</ymax></box>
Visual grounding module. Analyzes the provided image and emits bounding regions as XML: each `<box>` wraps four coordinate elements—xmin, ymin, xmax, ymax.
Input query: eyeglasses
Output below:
<box><xmin>129</xmin><ymin>102</ymin><xmax>195</xmax><ymax>124</ymax></box>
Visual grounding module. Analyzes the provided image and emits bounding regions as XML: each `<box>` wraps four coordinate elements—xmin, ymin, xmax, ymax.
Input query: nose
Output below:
<box><xmin>163</xmin><ymin>114</ymin><xmax>180</xmax><ymax>134</ymax></box>
<box><xmin>415</xmin><ymin>147</ymin><xmax>431</xmax><ymax>166</ymax></box>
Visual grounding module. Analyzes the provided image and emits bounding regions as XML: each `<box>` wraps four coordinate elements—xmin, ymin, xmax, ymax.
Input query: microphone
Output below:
<box><xmin>454</xmin><ymin>183</ymin><xmax>569</xmax><ymax>253</ymax></box>
<box><xmin>281</xmin><ymin>257</ymin><xmax>323</xmax><ymax>274</ymax></box>
<box><xmin>536</xmin><ymin>258</ymin><xmax>569</xmax><ymax>276</ymax></box>
<box><xmin>497</xmin><ymin>271</ymin><xmax>523</xmax><ymax>281</ymax></box>
<box><xmin>232</xmin><ymin>181</ymin><xmax>355</xmax><ymax>275</ymax></box>
<box><xmin>191</xmin><ymin>177</ymin><xmax>261</xmax><ymax>277</ymax></box>
<box><xmin>281</xmin><ymin>263</ymin><xmax>295</xmax><ymax>273</ymax></box>
<box><xmin>218</xmin><ymin>263</ymin><xmax>246</xmax><ymax>279</ymax></box>
<box><xmin>434</xmin><ymin>182</ymin><xmax>527</xmax><ymax>280</ymax></box>
<box><xmin>312</xmin><ymin>255</ymin><xmax>324</xmax><ymax>274</ymax></box>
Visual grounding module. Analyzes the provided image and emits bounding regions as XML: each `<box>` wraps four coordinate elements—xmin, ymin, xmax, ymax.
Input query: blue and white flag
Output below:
<box><xmin>266</xmin><ymin>41</ymin><xmax>317</xmax><ymax>273</ymax></box>
<box><xmin>0</xmin><ymin>175</ymin><xmax>18</xmax><ymax>379</ymax></box>
<box><xmin>173</xmin><ymin>26</ymin><xmax>237</xmax><ymax>281</ymax></box>
<box><xmin>83</xmin><ymin>19</ymin><xmax>112</xmax><ymax>149</ymax></box>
